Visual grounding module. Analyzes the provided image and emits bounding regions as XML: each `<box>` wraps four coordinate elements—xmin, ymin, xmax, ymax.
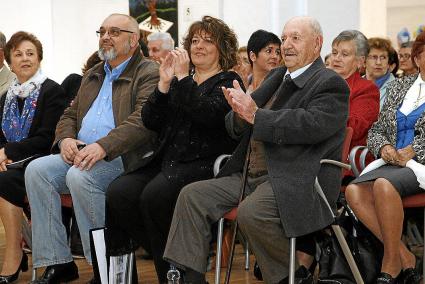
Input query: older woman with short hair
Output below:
<box><xmin>346</xmin><ymin>31</ymin><xmax>425</xmax><ymax>284</ymax></box>
<box><xmin>0</xmin><ymin>31</ymin><xmax>66</xmax><ymax>283</ymax></box>
<box><xmin>330</xmin><ymin>30</ymin><xmax>380</xmax><ymax>179</ymax></box>
<box><xmin>366</xmin><ymin>37</ymin><xmax>397</xmax><ymax>109</ymax></box>
<box><xmin>105</xmin><ymin>15</ymin><xmax>242</xmax><ymax>283</ymax></box>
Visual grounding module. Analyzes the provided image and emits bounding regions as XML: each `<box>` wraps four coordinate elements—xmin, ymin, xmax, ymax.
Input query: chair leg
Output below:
<box><xmin>32</xmin><ymin>268</ymin><xmax>37</xmax><ymax>281</ymax></box>
<box><xmin>331</xmin><ymin>225</ymin><xmax>364</xmax><ymax>284</ymax></box>
<box><xmin>422</xmin><ymin>207</ymin><xmax>425</xmax><ymax>281</ymax></box>
<box><xmin>127</xmin><ymin>252</ymin><xmax>134</xmax><ymax>284</ymax></box>
<box><xmin>244</xmin><ymin>242</ymin><xmax>249</xmax><ymax>270</ymax></box>
<box><xmin>215</xmin><ymin>218</ymin><xmax>224</xmax><ymax>284</ymax></box>
<box><xmin>289</xmin><ymin>237</ymin><xmax>296</xmax><ymax>284</ymax></box>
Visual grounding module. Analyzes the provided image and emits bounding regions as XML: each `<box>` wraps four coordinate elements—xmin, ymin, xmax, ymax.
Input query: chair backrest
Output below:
<box><xmin>342</xmin><ymin>127</ymin><xmax>353</xmax><ymax>163</ymax></box>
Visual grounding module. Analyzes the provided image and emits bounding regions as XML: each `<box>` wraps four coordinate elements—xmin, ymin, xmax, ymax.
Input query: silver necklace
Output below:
<box><xmin>414</xmin><ymin>83</ymin><xmax>424</xmax><ymax>109</ymax></box>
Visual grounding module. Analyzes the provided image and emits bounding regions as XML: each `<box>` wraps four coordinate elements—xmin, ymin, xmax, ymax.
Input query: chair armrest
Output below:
<box><xmin>320</xmin><ymin>159</ymin><xmax>351</xmax><ymax>170</ymax></box>
<box><xmin>348</xmin><ymin>146</ymin><xmax>372</xmax><ymax>177</ymax></box>
<box><xmin>213</xmin><ymin>154</ymin><xmax>231</xmax><ymax>177</ymax></box>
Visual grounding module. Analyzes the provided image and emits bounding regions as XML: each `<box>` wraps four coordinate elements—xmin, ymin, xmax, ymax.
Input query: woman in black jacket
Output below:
<box><xmin>0</xmin><ymin>32</ymin><xmax>66</xmax><ymax>283</ymax></box>
<box><xmin>105</xmin><ymin>16</ymin><xmax>242</xmax><ymax>283</ymax></box>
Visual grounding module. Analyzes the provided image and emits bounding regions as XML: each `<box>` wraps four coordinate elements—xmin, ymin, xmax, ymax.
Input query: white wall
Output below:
<box><xmin>1</xmin><ymin>0</ymin><xmax>128</xmax><ymax>83</ymax></box>
<box><xmin>177</xmin><ymin>0</ymin><xmax>360</xmax><ymax>57</ymax></box>
<box><xmin>2</xmin><ymin>0</ymin><xmax>423</xmax><ymax>83</ymax></box>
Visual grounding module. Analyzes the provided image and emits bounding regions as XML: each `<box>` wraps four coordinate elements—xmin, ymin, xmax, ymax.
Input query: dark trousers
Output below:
<box><xmin>106</xmin><ymin>166</ymin><xmax>191</xmax><ymax>283</ymax></box>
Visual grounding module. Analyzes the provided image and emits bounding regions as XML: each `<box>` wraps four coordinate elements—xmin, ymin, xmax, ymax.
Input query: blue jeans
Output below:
<box><xmin>25</xmin><ymin>154</ymin><xmax>124</xmax><ymax>268</ymax></box>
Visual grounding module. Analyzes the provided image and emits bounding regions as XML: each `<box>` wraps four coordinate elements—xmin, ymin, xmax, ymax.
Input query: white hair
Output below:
<box><xmin>288</xmin><ymin>16</ymin><xmax>323</xmax><ymax>37</ymax></box>
<box><xmin>147</xmin><ymin>32</ymin><xmax>175</xmax><ymax>51</ymax></box>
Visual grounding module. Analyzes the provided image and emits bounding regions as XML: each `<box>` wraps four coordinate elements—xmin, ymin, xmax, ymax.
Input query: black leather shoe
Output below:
<box><xmin>401</xmin><ymin>268</ymin><xmax>422</xmax><ymax>284</ymax></box>
<box><xmin>31</xmin><ymin>261</ymin><xmax>79</xmax><ymax>284</ymax></box>
<box><xmin>0</xmin><ymin>253</ymin><xmax>28</xmax><ymax>283</ymax></box>
<box><xmin>279</xmin><ymin>266</ymin><xmax>313</xmax><ymax>284</ymax></box>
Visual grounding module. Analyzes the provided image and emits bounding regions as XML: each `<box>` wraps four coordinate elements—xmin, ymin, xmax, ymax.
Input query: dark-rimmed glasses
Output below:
<box><xmin>96</xmin><ymin>27</ymin><xmax>134</xmax><ymax>38</ymax></box>
<box><xmin>398</xmin><ymin>53</ymin><xmax>411</xmax><ymax>60</ymax></box>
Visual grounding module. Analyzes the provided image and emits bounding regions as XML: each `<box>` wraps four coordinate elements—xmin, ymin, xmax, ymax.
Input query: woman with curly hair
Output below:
<box><xmin>105</xmin><ymin>15</ymin><xmax>243</xmax><ymax>283</ymax></box>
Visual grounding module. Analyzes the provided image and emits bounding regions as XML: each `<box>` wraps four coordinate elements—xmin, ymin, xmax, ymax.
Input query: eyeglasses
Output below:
<box><xmin>96</xmin><ymin>27</ymin><xmax>134</xmax><ymax>38</ymax></box>
<box><xmin>367</xmin><ymin>55</ymin><xmax>388</xmax><ymax>62</ymax></box>
<box><xmin>398</xmin><ymin>53</ymin><xmax>411</xmax><ymax>60</ymax></box>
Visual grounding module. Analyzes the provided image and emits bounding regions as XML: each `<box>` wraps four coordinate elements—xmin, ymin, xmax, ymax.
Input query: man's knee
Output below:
<box><xmin>237</xmin><ymin>200</ymin><xmax>257</xmax><ymax>231</ymax></box>
<box><xmin>65</xmin><ymin>166</ymin><xmax>91</xmax><ymax>190</ymax></box>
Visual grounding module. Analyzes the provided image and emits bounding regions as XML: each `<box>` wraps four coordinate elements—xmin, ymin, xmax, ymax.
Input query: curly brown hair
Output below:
<box><xmin>367</xmin><ymin>37</ymin><xmax>392</xmax><ymax>56</ymax></box>
<box><xmin>182</xmin><ymin>16</ymin><xmax>238</xmax><ymax>71</ymax></box>
<box><xmin>4</xmin><ymin>31</ymin><xmax>43</xmax><ymax>65</ymax></box>
<box><xmin>411</xmin><ymin>31</ymin><xmax>425</xmax><ymax>69</ymax></box>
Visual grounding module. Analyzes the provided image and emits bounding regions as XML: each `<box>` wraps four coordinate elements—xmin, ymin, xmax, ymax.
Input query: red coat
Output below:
<box><xmin>344</xmin><ymin>71</ymin><xmax>379</xmax><ymax>178</ymax></box>
<box><xmin>346</xmin><ymin>71</ymin><xmax>380</xmax><ymax>149</ymax></box>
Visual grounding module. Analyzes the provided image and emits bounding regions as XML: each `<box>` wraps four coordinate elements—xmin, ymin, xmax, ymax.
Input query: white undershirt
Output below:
<box><xmin>400</xmin><ymin>74</ymin><xmax>425</xmax><ymax>115</ymax></box>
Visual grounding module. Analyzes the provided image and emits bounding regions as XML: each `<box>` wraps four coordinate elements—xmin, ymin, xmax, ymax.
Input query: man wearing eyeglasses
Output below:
<box><xmin>25</xmin><ymin>13</ymin><xmax>159</xmax><ymax>283</ymax></box>
<box><xmin>0</xmin><ymin>31</ymin><xmax>15</xmax><ymax>97</ymax></box>
<box><xmin>399</xmin><ymin>41</ymin><xmax>419</xmax><ymax>77</ymax></box>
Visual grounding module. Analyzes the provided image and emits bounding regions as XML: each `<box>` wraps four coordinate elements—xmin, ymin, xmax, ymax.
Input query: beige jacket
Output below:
<box><xmin>0</xmin><ymin>65</ymin><xmax>15</xmax><ymax>97</ymax></box>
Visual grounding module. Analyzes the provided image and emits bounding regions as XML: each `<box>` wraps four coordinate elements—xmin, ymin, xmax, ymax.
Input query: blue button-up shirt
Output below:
<box><xmin>77</xmin><ymin>58</ymin><xmax>131</xmax><ymax>144</ymax></box>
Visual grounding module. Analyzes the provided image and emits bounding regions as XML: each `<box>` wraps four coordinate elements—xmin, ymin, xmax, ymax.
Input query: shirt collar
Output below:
<box><xmin>284</xmin><ymin>62</ymin><xmax>314</xmax><ymax>80</ymax></box>
<box><xmin>104</xmin><ymin>57</ymin><xmax>131</xmax><ymax>80</ymax></box>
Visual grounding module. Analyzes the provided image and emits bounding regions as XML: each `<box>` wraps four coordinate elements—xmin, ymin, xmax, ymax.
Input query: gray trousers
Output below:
<box><xmin>163</xmin><ymin>173</ymin><xmax>289</xmax><ymax>284</ymax></box>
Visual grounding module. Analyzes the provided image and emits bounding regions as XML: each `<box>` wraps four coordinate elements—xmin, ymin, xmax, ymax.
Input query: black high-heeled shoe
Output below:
<box><xmin>0</xmin><ymin>252</ymin><xmax>28</xmax><ymax>283</ymax></box>
<box><xmin>376</xmin><ymin>272</ymin><xmax>400</xmax><ymax>284</ymax></box>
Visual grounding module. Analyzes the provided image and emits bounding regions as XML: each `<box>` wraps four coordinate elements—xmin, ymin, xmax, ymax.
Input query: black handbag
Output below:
<box><xmin>317</xmin><ymin>203</ymin><xmax>383</xmax><ymax>284</ymax></box>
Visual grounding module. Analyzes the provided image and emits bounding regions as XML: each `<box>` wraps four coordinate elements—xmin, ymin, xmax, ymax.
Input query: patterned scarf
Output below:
<box><xmin>2</xmin><ymin>69</ymin><xmax>47</xmax><ymax>142</ymax></box>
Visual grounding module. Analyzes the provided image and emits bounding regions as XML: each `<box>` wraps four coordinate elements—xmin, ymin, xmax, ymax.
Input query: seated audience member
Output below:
<box><xmin>138</xmin><ymin>30</ymin><xmax>149</xmax><ymax>57</ymax></box>
<box><xmin>245</xmin><ymin>30</ymin><xmax>281</xmax><ymax>94</ymax></box>
<box><xmin>24</xmin><ymin>13</ymin><xmax>159</xmax><ymax>283</ymax></box>
<box><xmin>399</xmin><ymin>41</ymin><xmax>419</xmax><ymax>77</ymax></box>
<box><xmin>365</xmin><ymin>37</ymin><xmax>396</xmax><ymax>109</ymax></box>
<box><xmin>233</xmin><ymin>46</ymin><xmax>252</xmax><ymax>88</ymax></box>
<box><xmin>389</xmin><ymin>47</ymin><xmax>399</xmax><ymax>77</ymax></box>
<box><xmin>346</xmin><ymin>31</ymin><xmax>425</xmax><ymax>284</ymax></box>
<box><xmin>0</xmin><ymin>31</ymin><xmax>66</xmax><ymax>284</ymax></box>
<box><xmin>290</xmin><ymin>30</ymin><xmax>381</xmax><ymax>279</ymax></box>
<box><xmin>61</xmin><ymin>51</ymin><xmax>102</xmax><ymax>105</ymax></box>
<box><xmin>163</xmin><ymin>16</ymin><xmax>349</xmax><ymax>284</ymax></box>
<box><xmin>105</xmin><ymin>15</ymin><xmax>241</xmax><ymax>283</ymax></box>
<box><xmin>147</xmin><ymin>32</ymin><xmax>174</xmax><ymax>62</ymax></box>
<box><xmin>330</xmin><ymin>30</ymin><xmax>380</xmax><ymax>172</ymax></box>
<box><xmin>324</xmin><ymin>53</ymin><xmax>332</xmax><ymax>67</ymax></box>
<box><xmin>0</xmin><ymin>31</ymin><xmax>14</xmax><ymax>97</ymax></box>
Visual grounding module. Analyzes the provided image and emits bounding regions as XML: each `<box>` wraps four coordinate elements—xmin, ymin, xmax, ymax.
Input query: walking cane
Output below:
<box><xmin>224</xmin><ymin>131</ymin><xmax>252</xmax><ymax>284</ymax></box>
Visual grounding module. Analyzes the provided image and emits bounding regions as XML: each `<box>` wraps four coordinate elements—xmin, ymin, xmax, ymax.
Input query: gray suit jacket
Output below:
<box><xmin>219</xmin><ymin>58</ymin><xmax>350</xmax><ymax>237</ymax></box>
<box><xmin>0</xmin><ymin>65</ymin><xmax>14</xmax><ymax>97</ymax></box>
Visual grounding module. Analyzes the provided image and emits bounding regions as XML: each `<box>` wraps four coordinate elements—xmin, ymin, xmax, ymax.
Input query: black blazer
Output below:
<box><xmin>0</xmin><ymin>79</ymin><xmax>67</xmax><ymax>161</ymax></box>
<box><xmin>142</xmin><ymin>71</ymin><xmax>241</xmax><ymax>183</ymax></box>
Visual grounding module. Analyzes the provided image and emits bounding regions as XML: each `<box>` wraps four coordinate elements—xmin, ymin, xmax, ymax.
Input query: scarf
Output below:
<box><xmin>1</xmin><ymin>69</ymin><xmax>47</xmax><ymax>142</ymax></box>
